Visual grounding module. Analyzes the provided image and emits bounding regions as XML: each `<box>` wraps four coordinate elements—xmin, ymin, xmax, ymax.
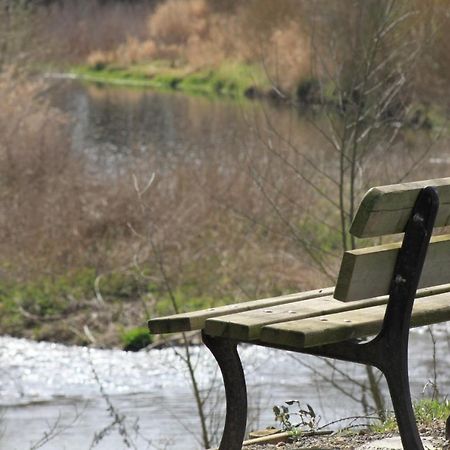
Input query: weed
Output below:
<box><xmin>371</xmin><ymin>399</ymin><xmax>450</xmax><ymax>433</ymax></box>
<box><xmin>273</xmin><ymin>400</ymin><xmax>320</xmax><ymax>436</ymax></box>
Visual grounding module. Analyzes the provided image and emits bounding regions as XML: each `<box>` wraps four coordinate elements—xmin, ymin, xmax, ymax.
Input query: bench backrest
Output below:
<box><xmin>334</xmin><ymin>177</ymin><xmax>450</xmax><ymax>302</ymax></box>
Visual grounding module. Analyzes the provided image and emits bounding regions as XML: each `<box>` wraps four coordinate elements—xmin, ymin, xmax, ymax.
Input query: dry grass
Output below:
<box><xmin>36</xmin><ymin>0</ymin><xmax>155</xmax><ymax>64</ymax></box>
<box><xmin>0</xmin><ymin>68</ymin><xmax>140</xmax><ymax>279</ymax></box>
<box><xmin>0</xmin><ymin>66</ymin><xmax>332</xmax><ymax>302</ymax></box>
<box><xmin>1</xmin><ymin>0</ymin><xmax>450</xmax><ymax>345</ymax></box>
<box><xmin>80</xmin><ymin>0</ymin><xmax>312</xmax><ymax>92</ymax></box>
<box><xmin>9</xmin><ymin>0</ymin><xmax>445</xmax><ymax>104</ymax></box>
<box><xmin>149</xmin><ymin>0</ymin><xmax>210</xmax><ymax>47</ymax></box>
<box><xmin>1</xmin><ymin>62</ymin><xmax>437</xmax><ymax>301</ymax></box>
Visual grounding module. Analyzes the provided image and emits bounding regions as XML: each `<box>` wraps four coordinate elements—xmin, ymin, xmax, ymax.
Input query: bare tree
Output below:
<box><xmin>129</xmin><ymin>173</ymin><xmax>221</xmax><ymax>449</ymax></box>
<box><xmin>243</xmin><ymin>0</ymin><xmax>439</xmax><ymax>421</ymax></box>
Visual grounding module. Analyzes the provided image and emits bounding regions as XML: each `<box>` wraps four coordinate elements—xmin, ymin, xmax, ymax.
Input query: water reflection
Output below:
<box><xmin>50</xmin><ymin>81</ymin><xmax>448</xmax><ymax>184</ymax></box>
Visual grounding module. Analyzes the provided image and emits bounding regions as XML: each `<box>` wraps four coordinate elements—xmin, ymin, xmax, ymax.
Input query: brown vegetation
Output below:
<box><xmin>0</xmin><ymin>67</ymin><xmax>333</xmax><ymax>345</ymax></box>
<box><xmin>2</xmin><ymin>71</ymin><xmax>97</xmax><ymax>274</ymax></box>
<box><xmin>1</xmin><ymin>0</ymin><xmax>449</xmax><ymax>346</ymax></box>
<box><xmin>47</xmin><ymin>0</ymin><xmax>448</xmax><ymax>106</ymax></box>
<box><xmin>80</xmin><ymin>0</ymin><xmax>312</xmax><ymax>93</ymax></box>
<box><xmin>36</xmin><ymin>0</ymin><xmax>156</xmax><ymax>64</ymax></box>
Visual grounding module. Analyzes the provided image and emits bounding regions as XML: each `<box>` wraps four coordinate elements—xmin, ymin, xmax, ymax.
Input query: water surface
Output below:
<box><xmin>1</xmin><ymin>328</ymin><xmax>449</xmax><ymax>449</ymax></box>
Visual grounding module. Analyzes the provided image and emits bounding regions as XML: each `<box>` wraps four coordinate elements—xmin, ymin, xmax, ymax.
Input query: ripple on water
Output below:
<box><xmin>0</xmin><ymin>326</ymin><xmax>449</xmax><ymax>449</ymax></box>
<box><xmin>0</xmin><ymin>336</ymin><xmax>208</xmax><ymax>405</ymax></box>
<box><xmin>0</xmin><ymin>323</ymin><xmax>449</xmax><ymax>407</ymax></box>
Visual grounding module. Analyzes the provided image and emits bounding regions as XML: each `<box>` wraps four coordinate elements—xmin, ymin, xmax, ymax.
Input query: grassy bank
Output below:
<box><xmin>71</xmin><ymin>62</ymin><xmax>271</xmax><ymax>99</ymax></box>
<box><xmin>69</xmin><ymin>63</ymin><xmax>449</xmax><ymax>131</ymax></box>
<box><xmin>0</xmin><ymin>266</ymin><xmax>231</xmax><ymax>349</ymax></box>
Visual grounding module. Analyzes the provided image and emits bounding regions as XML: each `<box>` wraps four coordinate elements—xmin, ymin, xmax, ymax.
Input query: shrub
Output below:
<box><xmin>148</xmin><ymin>0</ymin><xmax>210</xmax><ymax>47</ymax></box>
<box><xmin>121</xmin><ymin>327</ymin><xmax>152</xmax><ymax>351</ymax></box>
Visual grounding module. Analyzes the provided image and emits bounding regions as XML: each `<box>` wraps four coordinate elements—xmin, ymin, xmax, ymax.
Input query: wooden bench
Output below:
<box><xmin>148</xmin><ymin>178</ymin><xmax>450</xmax><ymax>450</ymax></box>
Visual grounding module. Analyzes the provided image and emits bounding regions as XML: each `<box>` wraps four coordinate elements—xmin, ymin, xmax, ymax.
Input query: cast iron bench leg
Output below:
<box><xmin>307</xmin><ymin>328</ymin><xmax>426</xmax><ymax>450</ymax></box>
<box><xmin>379</xmin><ymin>186</ymin><xmax>438</xmax><ymax>450</ymax></box>
<box><xmin>308</xmin><ymin>186</ymin><xmax>439</xmax><ymax>450</ymax></box>
<box><xmin>383</xmin><ymin>354</ymin><xmax>424</xmax><ymax>450</ymax></box>
<box><xmin>202</xmin><ymin>332</ymin><xmax>247</xmax><ymax>450</ymax></box>
<box><xmin>311</xmin><ymin>339</ymin><xmax>426</xmax><ymax>450</ymax></box>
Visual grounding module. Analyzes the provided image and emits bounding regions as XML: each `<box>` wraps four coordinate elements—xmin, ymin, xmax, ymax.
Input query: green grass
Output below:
<box><xmin>414</xmin><ymin>398</ymin><xmax>450</xmax><ymax>422</ymax></box>
<box><xmin>0</xmin><ymin>256</ymin><xmax>236</xmax><ymax>318</ymax></box>
<box><xmin>70</xmin><ymin>61</ymin><xmax>270</xmax><ymax>99</ymax></box>
<box><xmin>0</xmin><ymin>267</ymin><xmax>150</xmax><ymax>334</ymax></box>
<box><xmin>0</xmin><ymin>263</ymin><xmax>233</xmax><ymax>343</ymax></box>
<box><xmin>152</xmin><ymin>284</ymin><xmax>230</xmax><ymax>318</ymax></box>
<box><xmin>371</xmin><ymin>399</ymin><xmax>450</xmax><ymax>433</ymax></box>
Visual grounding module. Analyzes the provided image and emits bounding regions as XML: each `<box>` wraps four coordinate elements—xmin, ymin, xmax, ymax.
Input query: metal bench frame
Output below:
<box><xmin>202</xmin><ymin>186</ymin><xmax>441</xmax><ymax>450</ymax></box>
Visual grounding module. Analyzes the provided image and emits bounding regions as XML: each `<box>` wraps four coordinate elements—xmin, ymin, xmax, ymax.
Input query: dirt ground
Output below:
<box><xmin>244</xmin><ymin>422</ymin><xmax>449</xmax><ymax>449</ymax></box>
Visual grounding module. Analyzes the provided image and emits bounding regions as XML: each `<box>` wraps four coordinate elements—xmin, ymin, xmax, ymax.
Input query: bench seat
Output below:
<box><xmin>149</xmin><ymin>287</ymin><xmax>333</xmax><ymax>334</ymax></box>
<box><xmin>149</xmin><ymin>283</ymin><xmax>450</xmax><ymax>341</ymax></box>
<box><xmin>259</xmin><ymin>291</ymin><xmax>450</xmax><ymax>349</ymax></box>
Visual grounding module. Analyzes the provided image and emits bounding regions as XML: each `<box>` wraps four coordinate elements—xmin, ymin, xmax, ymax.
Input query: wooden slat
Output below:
<box><xmin>204</xmin><ymin>296</ymin><xmax>384</xmax><ymax>340</ymax></box>
<box><xmin>334</xmin><ymin>234</ymin><xmax>450</xmax><ymax>301</ymax></box>
<box><xmin>148</xmin><ymin>287</ymin><xmax>333</xmax><ymax>334</ymax></box>
<box><xmin>260</xmin><ymin>292</ymin><xmax>450</xmax><ymax>349</ymax></box>
<box><xmin>203</xmin><ymin>283</ymin><xmax>450</xmax><ymax>340</ymax></box>
<box><xmin>350</xmin><ymin>178</ymin><xmax>450</xmax><ymax>238</ymax></box>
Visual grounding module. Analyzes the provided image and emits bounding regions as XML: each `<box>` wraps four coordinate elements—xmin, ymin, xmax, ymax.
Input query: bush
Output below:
<box><xmin>121</xmin><ymin>327</ymin><xmax>152</xmax><ymax>351</ymax></box>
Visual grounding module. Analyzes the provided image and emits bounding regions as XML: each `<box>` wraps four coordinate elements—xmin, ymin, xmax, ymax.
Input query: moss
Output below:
<box><xmin>0</xmin><ymin>261</ymin><xmax>237</xmax><ymax>343</ymax></box>
<box><xmin>1</xmin><ymin>268</ymin><xmax>96</xmax><ymax>319</ymax></box>
<box><xmin>96</xmin><ymin>271</ymin><xmax>149</xmax><ymax>300</ymax></box>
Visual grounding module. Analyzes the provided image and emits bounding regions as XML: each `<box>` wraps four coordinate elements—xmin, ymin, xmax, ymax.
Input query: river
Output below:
<box><xmin>1</xmin><ymin>81</ymin><xmax>450</xmax><ymax>449</ymax></box>
<box><xmin>1</xmin><ymin>328</ymin><xmax>449</xmax><ymax>450</ymax></box>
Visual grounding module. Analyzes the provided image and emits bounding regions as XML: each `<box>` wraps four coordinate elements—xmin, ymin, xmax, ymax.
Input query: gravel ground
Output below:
<box><xmin>244</xmin><ymin>422</ymin><xmax>450</xmax><ymax>449</ymax></box>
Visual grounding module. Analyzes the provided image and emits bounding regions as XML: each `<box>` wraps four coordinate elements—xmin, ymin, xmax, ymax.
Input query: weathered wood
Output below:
<box><xmin>350</xmin><ymin>178</ymin><xmax>450</xmax><ymax>238</ymax></box>
<box><xmin>334</xmin><ymin>234</ymin><xmax>450</xmax><ymax>301</ymax></box>
<box><xmin>260</xmin><ymin>292</ymin><xmax>450</xmax><ymax>349</ymax></box>
<box><xmin>205</xmin><ymin>296</ymin><xmax>384</xmax><ymax>340</ymax></box>
<box><xmin>204</xmin><ymin>283</ymin><xmax>450</xmax><ymax>340</ymax></box>
<box><xmin>148</xmin><ymin>287</ymin><xmax>333</xmax><ymax>334</ymax></box>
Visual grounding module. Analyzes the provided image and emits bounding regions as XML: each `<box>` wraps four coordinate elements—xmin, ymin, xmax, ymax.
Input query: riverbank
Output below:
<box><xmin>68</xmin><ymin>62</ymin><xmax>447</xmax><ymax>131</ymax></box>
<box><xmin>70</xmin><ymin>62</ymin><xmax>272</xmax><ymax>99</ymax></box>
<box><xmin>241</xmin><ymin>398</ymin><xmax>450</xmax><ymax>449</ymax></box>
<box><xmin>0</xmin><ymin>266</ymin><xmax>230</xmax><ymax>349</ymax></box>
